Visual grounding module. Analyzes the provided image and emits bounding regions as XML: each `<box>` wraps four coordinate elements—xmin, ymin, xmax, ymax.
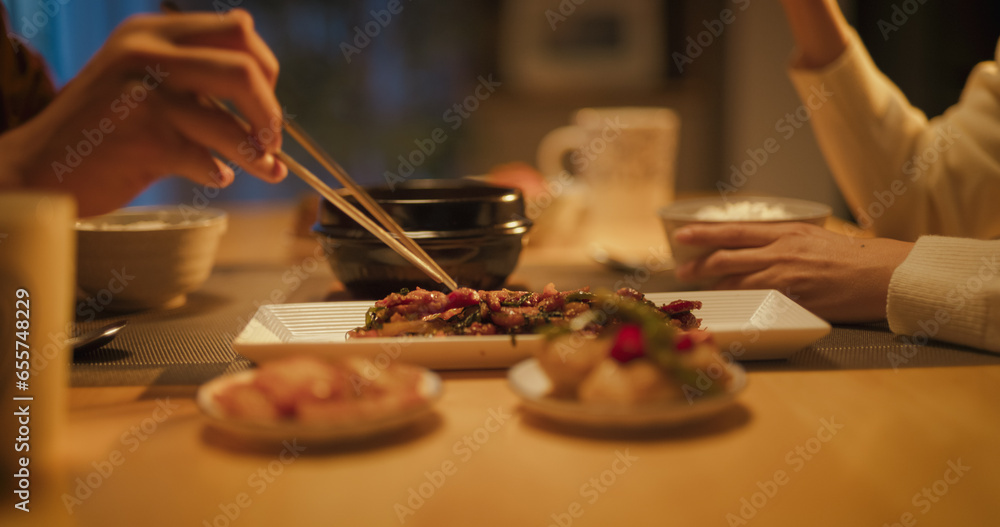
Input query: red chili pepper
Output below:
<box><xmin>675</xmin><ymin>333</ymin><xmax>694</xmax><ymax>353</ymax></box>
<box><xmin>609</xmin><ymin>324</ymin><xmax>646</xmax><ymax>363</ymax></box>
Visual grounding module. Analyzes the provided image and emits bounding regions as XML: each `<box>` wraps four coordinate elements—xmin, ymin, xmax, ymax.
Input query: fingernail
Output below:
<box><xmin>269</xmin><ymin>156</ymin><xmax>287</xmax><ymax>181</ymax></box>
<box><xmin>212</xmin><ymin>165</ymin><xmax>234</xmax><ymax>187</ymax></box>
<box><xmin>268</xmin><ymin>109</ymin><xmax>285</xmax><ymax>152</ymax></box>
<box><xmin>263</xmin><ymin>129</ymin><xmax>282</xmax><ymax>154</ymax></box>
<box><xmin>674</xmin><ymin>227</ymin><xmax>693</xmax><ymax>241</ymax></box>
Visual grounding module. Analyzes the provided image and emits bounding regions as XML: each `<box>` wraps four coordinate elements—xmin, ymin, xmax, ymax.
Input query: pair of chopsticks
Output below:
<box><xmin>272</xmin><ymin>117</ymin><xmax>460</xmax><ymax>292</ymax></box>
<box><xmin>160</xmin><ymin>2</ymin><xmax>460</xmax><ymax>292</ymax></box>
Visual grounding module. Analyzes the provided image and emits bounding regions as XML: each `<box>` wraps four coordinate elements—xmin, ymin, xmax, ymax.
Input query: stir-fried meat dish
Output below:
<box><xmin>348</xmin><ymin>283</ymin><xmax>702</xmax><ymax>338</ymax></box>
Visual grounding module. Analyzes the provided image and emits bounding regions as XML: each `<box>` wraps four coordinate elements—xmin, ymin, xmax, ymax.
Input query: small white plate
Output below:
<box><xmin>232</xmin><ymin>289</ymin><xmax>830</xmax><ymax>369</ymax></box>
<box><xmin>507</xmin><ymin>358</ymin><xmax>747</xmax><ymax>428</ymax></box>
<box><xmin>197</xmin><ymin>369</ymin><xmax>442</xmax><ymax>443</ymax></box>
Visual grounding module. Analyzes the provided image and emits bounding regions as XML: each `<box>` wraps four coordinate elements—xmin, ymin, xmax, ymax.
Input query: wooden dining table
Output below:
<box><xmin>17</xmin><ymin>201</ymin><xmax>1000</xmax><ymax>527</ymax></box>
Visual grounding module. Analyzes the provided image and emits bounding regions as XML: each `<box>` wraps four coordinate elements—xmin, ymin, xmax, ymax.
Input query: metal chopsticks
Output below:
<box><xmin>279</xmin><ymin>120</ymin><xmax>459</xmax><ymax>291</ymax></box>
<box><xmin>209</xmin><ymin>100</ymin><xmax>460</xmax><ymax>292</ymax></box>
<box><xmin>159</xmin><ymin>1</ymin><xmax>459</xmax><ymax>291</ymax></box>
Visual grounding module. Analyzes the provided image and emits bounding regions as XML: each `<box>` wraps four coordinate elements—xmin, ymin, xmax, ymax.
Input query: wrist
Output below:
<box><xmin>0</xmin><ymin>118</ymin><xmax>63</xmax><ymax>193</ymax></box>
<box><xmin>0</xmin><ymin>129</ymin><xmax>30</xmax><ymax>190</ymax></box>
<box><xmin>780</xmin><ymin>0</ymin><xmax>851</xmax><ymax>70</ymax></box>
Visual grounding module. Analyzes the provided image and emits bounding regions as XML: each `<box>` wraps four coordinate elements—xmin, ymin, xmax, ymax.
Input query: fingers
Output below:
<box><xmin>155</xmin><ymin>45</ymin><xmax>283</xmax><ymax>152</ymax></box>
<box><xmin>675</xmin><ymin>246</ymin><xmax>775</xmax><ymax>282</ymax></box>
<box><xmin>674</xmin><ymin>222</ymin><xmax>805</xmax><ymax>248</ymax></box>
<box><xmin>209</xmin><ymin>158</ymin><xmax>237</xmax><ymax>187</ymax></box>
<box><xmin>117</xmin><ymin>10</ymin><xmax>283</xmax><ymax>152</ymax></box>
<box><xmin>156</xmin><ymin>9</ymin><xmax>279</xmax><ymax>87</ymax></box>
<box><xmin>163</xmin><ymin>138</ymin><xmax>235</xmax><ymax>188</ymax></box>
<box><xmin>712</xmin><ymin>272</ymin><xmax>769</xmax><ymax>292</ymax></box>
<box><xmin>673</xmin><ymin>223</ymin><xmax>785</xmax><ymax>282</ymax></box>
<box><xmin>162</xmin><ymin>94</ymin><xmax>285</xmax><ymax>182</ymax></box>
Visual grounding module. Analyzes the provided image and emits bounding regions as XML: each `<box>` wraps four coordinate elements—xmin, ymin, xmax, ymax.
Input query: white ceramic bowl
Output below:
<box><xmin>659</xmin><ymin>196</ymin><xmax>831</xmax><ymax>266</ymax></box>
<box><xmin>76</xmin><ymin>206</ymin><xmax>227</xmax><ymax>311</ymax></box>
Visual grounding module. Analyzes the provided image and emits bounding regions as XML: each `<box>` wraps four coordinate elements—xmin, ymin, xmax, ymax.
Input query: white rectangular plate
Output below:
<box><xmin>232</xmin><ymin>289</ymin><xmax>831</xmax><ymax>369</ymax></box>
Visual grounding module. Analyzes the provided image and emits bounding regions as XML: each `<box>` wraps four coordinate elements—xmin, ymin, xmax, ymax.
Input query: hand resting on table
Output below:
<box><xmin>673</xmin><ymin>222</ymin><xmax>914</xmax><ymax>323</ymax></box>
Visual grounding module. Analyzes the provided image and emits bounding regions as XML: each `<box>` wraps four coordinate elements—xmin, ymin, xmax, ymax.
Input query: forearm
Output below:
<box><xmin>0</xmin><ymin>127</ymin><xmax>31</xmax><ymax>189</ymax></box>
<box><xmin>788</xmin><ymin>29</ymin><xmax>1000</xmax><ymax>240</ymax></box>
<box><xmin>778</xmin><ymin>0</ymin><xmax>850</xmax><ymax>69</ymax></box>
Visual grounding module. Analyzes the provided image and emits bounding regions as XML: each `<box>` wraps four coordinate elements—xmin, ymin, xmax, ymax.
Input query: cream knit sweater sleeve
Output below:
<box><xmin>888</xmin><ymin>237</ymin><xmax>1000</xmax><ymax>352</ymax></box>
<box><xmin>787</xmin><ymin>31</ymin><xmax>1000</xmax><ymax>351</ymax></box>
<box><xmin>788</xmin><ymin>30</ymin><xmax>1000</xmax><ymax>241</ymax></box>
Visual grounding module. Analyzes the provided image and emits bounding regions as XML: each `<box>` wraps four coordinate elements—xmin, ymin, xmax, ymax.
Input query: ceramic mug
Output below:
<box><xmin>537</xmin><ymin>107</ymin><xmax>680</xmax><ymax>258</ymax></box>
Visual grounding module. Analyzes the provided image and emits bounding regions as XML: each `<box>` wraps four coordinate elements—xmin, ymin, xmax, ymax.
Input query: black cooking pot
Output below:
<box><xmin>313</xmin><ymin>179</ymin><xmax>532</xmax><ymax>298</ymax></box>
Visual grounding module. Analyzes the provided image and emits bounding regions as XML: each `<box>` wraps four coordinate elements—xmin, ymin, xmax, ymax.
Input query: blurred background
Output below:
<box><xmin>4</xmin><ymin>0</ymin><xmax>999</xmax><ymax>219</ymax></box>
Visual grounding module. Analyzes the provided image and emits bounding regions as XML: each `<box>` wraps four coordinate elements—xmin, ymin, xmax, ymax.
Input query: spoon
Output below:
<box><xmin>589</xmin><ymin>244</ymin><xmax>646</xmax><ymax>274</ymax></box>
<box><xmin>68</xmin><ymin>320</ymin><xmax>128</xmax><ymax>354</ymax></box>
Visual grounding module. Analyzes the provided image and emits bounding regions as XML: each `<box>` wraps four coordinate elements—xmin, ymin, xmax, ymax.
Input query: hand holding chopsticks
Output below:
<box><xmin>219</xmin><ymin>101</ymin><xmax>459</xmax><ymax>292</ymax></box>
<box><xmin>159</xmin><ymin>2</ymin><xmax>459</xmax><ymax>292</ymax></box>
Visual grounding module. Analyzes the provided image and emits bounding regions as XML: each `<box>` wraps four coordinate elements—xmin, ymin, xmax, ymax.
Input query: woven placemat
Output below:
<box><xmin>71</xmin><ymin>266</ymin><xmax>1000</xmax><ymax>386</ymax></box>
<box><xmin>70</xmin><ymin>265</ymin><xmax>333</xmax><ymax>387</ymax></box>
<box><xmin>747</xmin><ymin>321</ymin><xmax>1000</xmax><ymax>372</ymax></box>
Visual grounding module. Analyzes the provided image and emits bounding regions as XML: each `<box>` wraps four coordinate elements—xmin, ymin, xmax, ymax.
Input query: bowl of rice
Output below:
<box><xmin>658</xmin><ymin>196</ymin><xmax>831</xmax><ymax>266</ymax></box>
<box><xmin>76</xmin><ymin>206</ymin><xmax>227</xmax><ymax>311</ymax></box>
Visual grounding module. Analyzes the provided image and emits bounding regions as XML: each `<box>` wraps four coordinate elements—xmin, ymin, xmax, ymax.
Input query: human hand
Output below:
<box><xmin>673</xmin><ymin>222</ymin><xmax>914</xmax><ymax>322</ymax></box>
<box><xmin>778</xmin><ymin>0</ymin><xmax>850</xmax><ymax>70</ymax></box>
<box><xmin>0</xmin><ymin>9</ymin><xmax>287</xmax><ymax>216</ymax></box>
